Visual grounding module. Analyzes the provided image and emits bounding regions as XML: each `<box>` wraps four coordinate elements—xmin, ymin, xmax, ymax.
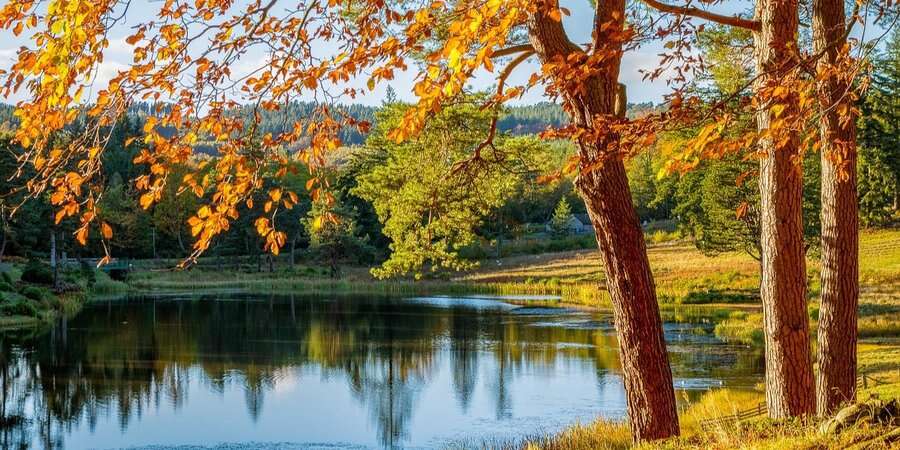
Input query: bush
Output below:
<box><xmin>21</xmin><ymin>259</ymin><xmax>54</xmax><ymax>285</ymax></box>
<box><xmin>0</xmin><ymin>271</ymin><xmax>12</xmax><ymax>284</ymax></box>
<box><xmin>0</xmin><ymin>294</ymin><xmax>39</xmax><ymax>317</ymax></box>
<box><xmin>20</xmin><ymin>285</ymin><xmax>46</xmax><ymax>302</ymax></box>
<box><xmin>0</xmin><ymin>281</ymin><xmax>13</xmax><ymax>292</ymax></box>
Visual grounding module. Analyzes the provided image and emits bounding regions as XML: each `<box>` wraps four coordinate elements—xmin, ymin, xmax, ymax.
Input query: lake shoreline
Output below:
<box><xmin>0</xmin><ymin>291</ymin><xmax>87</xmax><ymax>332</ymax></box>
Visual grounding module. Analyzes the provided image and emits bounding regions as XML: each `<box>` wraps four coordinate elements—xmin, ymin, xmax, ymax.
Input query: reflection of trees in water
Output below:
<box><xmin>0</xmin><ymin>343</ymin><xmax>34</xmax><ymax>450</ymax></box>
<box><xmin>0</xmin><ymin>295</ymin><xmax>763</xmax><ymax>449</ymax></box>
<box><xmin>449</xmin><ymin>306</ymin><xmax>479</xmax><ymax>412</ymax></box>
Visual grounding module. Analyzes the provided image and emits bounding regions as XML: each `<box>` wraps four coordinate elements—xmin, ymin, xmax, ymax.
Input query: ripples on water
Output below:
<box><xmin>0</xmin><ymin>293</ymin><xmax>763</xmax><ymax>449</ymax></box>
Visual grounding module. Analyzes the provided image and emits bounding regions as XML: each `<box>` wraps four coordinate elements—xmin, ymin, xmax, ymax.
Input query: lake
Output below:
<box><xmin>0</xmin><ymin>293</ymin><xmax>763</xmax><ymax>449</ymax></box>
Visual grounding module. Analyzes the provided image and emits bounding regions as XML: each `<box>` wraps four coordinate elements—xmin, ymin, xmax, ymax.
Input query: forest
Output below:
<box><xmin>0</xmin><ymin>32</ymin><xmax>897</xmax><ymax>276</ymax></box>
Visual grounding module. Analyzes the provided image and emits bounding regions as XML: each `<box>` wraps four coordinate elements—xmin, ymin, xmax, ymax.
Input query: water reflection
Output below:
<box><xmin>0</xmin><ymin>294</ymin><xmax>763</xmax><ymax>449</ymax></box>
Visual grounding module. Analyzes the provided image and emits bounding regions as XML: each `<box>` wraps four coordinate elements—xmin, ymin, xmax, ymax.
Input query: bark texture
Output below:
<box><xmin>527</xmin><ymin>0</ymin><xmax>679</xmax><ymax>441</ymax></box>
<box><xmin>753</xmin><ymin>0</ymin><xmax>816</xmax><ymax>418</ymax></box>
<box><xmin>813</xmin><ymin>0</ymin><xmax>858</xmax><ymax>416</ymax></box>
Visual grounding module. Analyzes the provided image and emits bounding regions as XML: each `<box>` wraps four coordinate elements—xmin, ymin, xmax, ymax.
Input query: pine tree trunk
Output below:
<box><xmin>527</xmin><ymin>1</ymin><xmax>678</xmax><ymax>441</ymax></box>
<box><xmin>578</xmin><ymin>157</ymin><xmax>679</xmax><ymax>440</ymax></box>
<box><xmin>813</xmin><ymin>0</ymin><xmax>858</xmax><ymax>415</ymax></box>
<box><xmin>753</xmin><ymin>0</ymin><xmax>816</xmax><ymax>418</ymax></box>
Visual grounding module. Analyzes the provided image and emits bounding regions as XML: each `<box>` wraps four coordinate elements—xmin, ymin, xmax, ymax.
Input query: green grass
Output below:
<box><xmin>89</xmin><ymin>270</ymin><xmax>131</xmax><ymax>294</ymax></box>
<box><xmin>125</xmin><ymin>230</ymin><xmax>900</xmax><ymax>310</ymax></box>
<box><xmin>0</xmin><ymin>263</ymin><xmax>113</xmax><ymax>330</ymax></box>
<box><xmin>713</xmin><ymin>311</ymin><xmax>764</xmax><ymax>345</ymax></box>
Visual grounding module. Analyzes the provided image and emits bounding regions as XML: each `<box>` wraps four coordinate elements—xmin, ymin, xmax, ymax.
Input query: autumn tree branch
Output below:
<box><xmin>492</xmin><ymin>44</ymin><xmax>535</xmax><ymax>58</ymax></box>
<box><xmin>453</xmin><ymin>48</ymin><xmax>535</xmax><ymax>175</ymax></box>
<box><xmin>642</xmin><ymin>0</ymin><xmax>761</xmax><ymax>31</ymax></box>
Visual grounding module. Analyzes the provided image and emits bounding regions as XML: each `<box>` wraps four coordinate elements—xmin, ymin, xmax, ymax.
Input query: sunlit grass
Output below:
<box><xmin>516</xmin><ymin>378</ymin><xmax>899</xmax><ymax>450</ymax></box>
<box><xmin>129</xmin><ymin>230</ymin><xmax>900</xmax><ymax>312</ymax></box>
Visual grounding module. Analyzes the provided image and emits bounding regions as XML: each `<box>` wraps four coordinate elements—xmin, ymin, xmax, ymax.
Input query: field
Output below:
<box><xmin>465</xmin><ymin>230</ymin><xmax>900</xmax><ymax>449</ymax></box>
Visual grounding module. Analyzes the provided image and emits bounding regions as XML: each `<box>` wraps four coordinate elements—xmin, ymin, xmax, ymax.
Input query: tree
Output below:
<box><xmin>647</xmin><ymin>0</ymin><xmax>860</xmax><ymax>418</ymax></box>
<box><xmin>858</xmin><ymin>29</ymin><xmax>900</xmax><ymax>227</ymax></box>
<box><xmin>660</xmin><ymin>0</ymin><xmax>817</xmax><ymax>418</ymax></box>
<box><xmin>549</xmin><ymin>197</ymin><xmax>572</xmax><ymax>237</ymax></box>
<box><xmin>752</xmin><ymin>0</ymin><xmax>816</xmax><ymax>418</ymax></box>
<box><xmin>100</xmin><ymin>172</ymin><xmax>153</xmax><ymax>258</ymax></box>
<box><xmin>0</xmin><ymin>0</ymin><xmax>691</xmax><ymax>440</ymax></box>
<box><xmin>813</xmin><ymin>0</ymin><xmax>860</xmax><ymax>416</ymax></box>
<box><xmin>151</xmin><ymin>165</ymin><xmax>201</xmax><ymax>255</ymax></box>
<box><xmin>354</xmin><ymin>101</ymin><xmax>516</xmax><ymax>279</ymax></box>
<box><xmin>304</xmin><ymin>196</ymin><xmax>372</xmax><ymax>278</ymax></box>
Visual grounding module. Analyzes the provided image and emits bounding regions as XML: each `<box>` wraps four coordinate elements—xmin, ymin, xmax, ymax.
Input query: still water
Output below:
<box><xmin>0</xmin><ymin>293</ymin><xmax>763</xmax><ymax>449</ymax></box>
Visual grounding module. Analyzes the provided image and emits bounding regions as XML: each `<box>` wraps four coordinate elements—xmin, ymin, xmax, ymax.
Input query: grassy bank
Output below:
<box><xmin>516</xmin><ymin>339</ymin><xmax>900</xmax><ymax>450</ymax></box>
<box><xmin>0</xmin><ymin>262</ymin><xmax>129</xmax><ymax>331</ymax></box>
<box><xmin>507</xmin><ymin>230</ymin><xmax>900</xmax><ymax>449</ymax></box>
<box><xmin>127</xmin><ymin>230</ymin><xmax>900</xmax><ymax>307</ymax></box>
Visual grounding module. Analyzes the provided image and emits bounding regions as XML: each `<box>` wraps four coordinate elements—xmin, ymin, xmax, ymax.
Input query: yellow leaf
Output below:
<box><xmin>139</xmin><ymin>193</ymin><xmax>154</xmax><ymax>209</ymax></box>
<box><xmin>771</xmin><ymin>104</ymin><xmax>786</xmax><ymax>118</ymax></box>
<box><xmin>269</xmin><ymin>188</ymin><xmax>282</xmax><ymax>202</ymax></box>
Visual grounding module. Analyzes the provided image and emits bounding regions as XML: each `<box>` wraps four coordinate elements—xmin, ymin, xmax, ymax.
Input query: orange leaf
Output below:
<box><xmin>101</xmin><ymin>222</ymin><xmax>113</xmax><ymax>239</ymax></box>
<box><xmin>76</xmin><ymin>228</ymin><xmax>89</xmax><ymax>245</ymax></box>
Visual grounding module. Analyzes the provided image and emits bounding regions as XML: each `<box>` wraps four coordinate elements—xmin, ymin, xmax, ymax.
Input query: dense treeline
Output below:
<box><xmin>0</xmin><ymin>31</ymin><xmax>897</xmax><ymax>276</ymax></box>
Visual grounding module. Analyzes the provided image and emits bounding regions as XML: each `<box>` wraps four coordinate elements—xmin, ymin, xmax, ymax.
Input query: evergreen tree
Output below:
<box><xmin>549</xmin><ymin>197</ymin><xmax>572</xmax><ymax>237</ymax></box>
<box><xmin>858</xmin><ymin>29</ymin><xmax>900</xmax><ymax>226</ymax></box>
<box><xmin>354</xmin><ymin>100</ymin><xmax>517</xmax><ymax>279</ymax></box>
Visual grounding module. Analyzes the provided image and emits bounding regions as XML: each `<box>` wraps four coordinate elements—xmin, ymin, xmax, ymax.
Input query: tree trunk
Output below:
<box><xmin>753</xmin><ymin>0</ymin><xmax>816</xmax><ymax>418</ymax></box>
<box><xmin>813</xmin><ymin>0</ymin><xmax>858</xmax><ymax>415</ymax></box>
<box><xmin>527</xmin><ymin>1</ymin><xmax>678</xmax><ymax>441</ymax></box>
<box><xmin>579</xmin><ymin>158</ymin><xmax>679</xmax><ymax>440</ymax></box>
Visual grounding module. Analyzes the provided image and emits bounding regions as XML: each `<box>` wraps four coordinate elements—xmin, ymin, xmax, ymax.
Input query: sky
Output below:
<box><xmin>0</xmin><ymin>0</ymin><xmax>888</xmax><ymax>108</ymax></box>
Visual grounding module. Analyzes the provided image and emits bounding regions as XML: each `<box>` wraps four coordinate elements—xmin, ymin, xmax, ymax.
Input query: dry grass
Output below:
<box><xmin>509</xmin><ymin>231</ymin><xmax>900</xmax><ymax>449</ymax></box>
<box><xmin>520</xmin><ymin>421</ymin><xmax>632</xmax><ymax>450</ymax></box>
<box><xmin>130</xmin><ymin>230</ymin><xmax>900</xmax><ymax>308</ymax></box>
<box><xmin>517</xmin><ymin>384</ymin><xmax>899</xmax><ymax>450</ymax></box>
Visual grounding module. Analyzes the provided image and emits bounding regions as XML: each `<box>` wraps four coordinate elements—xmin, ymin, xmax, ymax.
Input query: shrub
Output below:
<box><xmin>0</xmin><ymin>295</ymin><xmax>39</xmax><ymax>317</ymax></box>
<box><xmin>648</xmin><ymin>229</ymin><xmax>682</xmax><ymax>245</ymax></box>
<box><xmin>20</xmin><ymin>286</ymin><xmax>46</xmax><ymax>302</ymax></box>
<box><xmin>0</xmin><ymin>271</ymin><xmax>12</xmax><ymax>284</ymax></box>
<box><xmin>0</xmin><ymin>281</ymin><xmax>13</xmax><ymax>292</ymax></box>
<box><xmin>21</xmin><ymin>259</ymin><xmax>54</xmax><ymax>285</ymax></box>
